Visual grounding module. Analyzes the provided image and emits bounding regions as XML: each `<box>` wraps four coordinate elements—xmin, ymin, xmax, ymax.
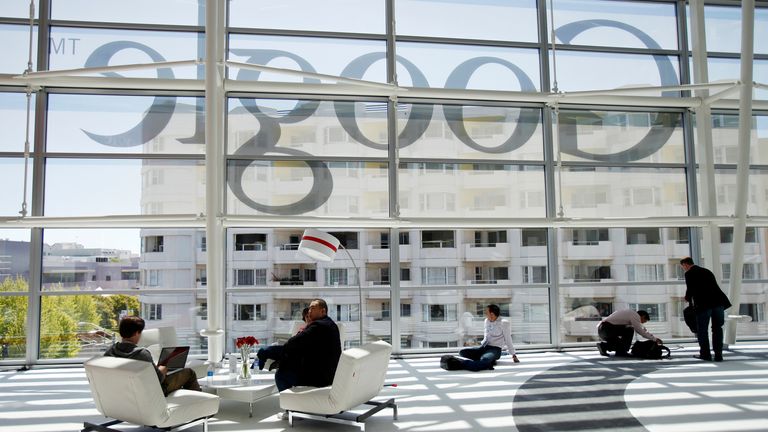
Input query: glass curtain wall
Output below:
<box><xmin>1</xmin><ymin>0</ymin><xmax>767</xmax><ymax>364</ymax></box>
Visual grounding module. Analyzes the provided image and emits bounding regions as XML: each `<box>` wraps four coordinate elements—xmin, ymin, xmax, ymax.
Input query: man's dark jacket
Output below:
<box><xmin>281</xmin><ymin>315</ymin><xmax>341</xmax><ymax>387</ymax></box>
<box><xmin>684</xmin><ymin>265</ymin><xmax>732</xmax><ymax>310</ymax></box>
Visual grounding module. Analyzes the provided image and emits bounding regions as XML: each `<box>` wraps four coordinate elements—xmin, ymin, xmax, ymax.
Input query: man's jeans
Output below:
<box><xmin>696</xmin><ymin>305</ymin><xmax>725</xmax><ymax>358</ymax></box>
<box><xmin>457</xmin><ymin>345</ymin><xmax>502</xmax><ymax>371</ymax></box>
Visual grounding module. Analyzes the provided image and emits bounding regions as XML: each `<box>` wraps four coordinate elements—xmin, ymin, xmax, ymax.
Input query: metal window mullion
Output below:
<box><xmin>542</xmin><ymin>101</ymin><xmax>561</xmax><ymax>347</ymax></box>
<box><xmin>386</xmin><ymin>0</ymin><xmax>401</xmax><ymax>354</ymax></box>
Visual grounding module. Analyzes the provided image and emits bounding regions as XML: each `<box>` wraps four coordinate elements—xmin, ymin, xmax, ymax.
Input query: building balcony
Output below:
<box><xmin>625</xmin><ymin>243</ymin><xmax>665</xmax><ymax>256</ymax></box>
<box><xmin>464</xmin><ymin>243</ymin><xmax>510</xmax><ymax>261</ymax></box>
<box><xmin>273</xmin><ymin>245</ymin><xmax>308</xmax><ymax>263</ymax></box>
<box><xmin>561</xmin><ymin>241</ymin><xmax>614</xmax><ymax>260</ymax></box>
<box><xmin>266</xmin><ymin>280</ymin><xmax>319</xmax><ymax>288</ymax></box>
<box><xmin>562</xmin><ymin>285</ymin><xmax>616</xmax><ymax>298</ymax></box>
<box><xmin>665</xmin><ymin>241</ymin><xmax>691</xmax><ymax>257</ymax></box>
<box><xmin>366</xmin><ymin>244</ymin><xmax>411</xmax><ymax>262</ymax></box>
<box><xmin>418</xmin><ymin>243</ymin><xmax>458</xmax><ymax>259</ymax></box>
<box><xmin>465</xmin><ymin>279</ymin><xmax>511</xmax><ymax>286</ymax></box>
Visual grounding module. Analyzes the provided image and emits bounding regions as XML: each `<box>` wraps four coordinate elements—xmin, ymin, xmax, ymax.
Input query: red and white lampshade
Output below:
<box><xmin>298</xmin><ymin>229</ymin><xmax>340</xmax><ymax>262</ymax></box>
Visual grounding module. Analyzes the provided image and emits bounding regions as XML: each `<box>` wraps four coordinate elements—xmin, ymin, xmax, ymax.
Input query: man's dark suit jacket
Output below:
<box><xmin>281</xmin><ymin>315</ymin><xmax>341</xmax><ymax>388</ymax></box>
<box><xmin>684</xmin><ymin>265</ymin><xmax>732</xmax><ymax>310</ymax></box>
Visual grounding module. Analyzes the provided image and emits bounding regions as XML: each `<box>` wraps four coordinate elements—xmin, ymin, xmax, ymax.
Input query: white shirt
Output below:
<box><xmin>599</xmin><ymin>309</ymin><xmax>658</xmax><ymax>341</ymax></box>
<box><xmin>481</xmin><ymin>318</ymin><xmax>516</xmax><ymax>355</ymax></box>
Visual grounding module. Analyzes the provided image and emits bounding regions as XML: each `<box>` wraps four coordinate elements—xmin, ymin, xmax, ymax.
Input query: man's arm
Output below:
<box><xmin>629</xmin><ymin>315</ymin><xmax>660</xmax><ymax>342</ymax></box>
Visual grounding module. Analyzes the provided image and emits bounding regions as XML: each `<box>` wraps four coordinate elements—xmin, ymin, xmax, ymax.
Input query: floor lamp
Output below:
<box><xmin>298</xmin><ymin>229</ymin><xmax>364</xmax><ymax>345</ymax></box>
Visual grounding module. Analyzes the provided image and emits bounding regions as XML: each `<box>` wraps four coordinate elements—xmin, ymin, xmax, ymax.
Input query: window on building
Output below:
<box><xmin>739</xmin><ymin>303</ymin><xmax>763</xmax><ymax>322</ymax></box>
<box><xmin>720</xmin><ymin>227</ymin><xmax>757</xmax><ymax>243</ymax></box>
<box><xmin>401</xmin><ymin>303</ymin><xmax>411</xmax><ymax>317</ymax></box>
<box><xmin>198</xmin><ymin>302</ymin><xmax>207</xmax><ymax>320</ymax></box>
<box><xmin>234</xmin><ymin>304</ymin><xmax>265</xmax><ymax>321</ymax></box>
<box><xmin>143</xmin><ymin>303</ymin><xmax>162</xmax><ymax>321</ymax></box>
<box><xmin>473</xmin><ymin>230</ymin><xmax>507</xmax><ymax>246</ymax></box>
<box><xmin>523</xmin><ymin>304</ymin><xmax>548</xmax><ymax>322</ymax></box>
<box><xmin>523</xmin><ymin>266</ymin><xmax>547</xmax><ymax>283</ymax></box>
<box><xmin>147</xmin><ymin>270</ymin><xmax>162</xmax><ymax>286</ymax></box>
<box><xmin>570</xmin><ymin>229</ymin><xmax>609</xmax><ymax>245</ymax></box>
<box><xmin>421</xmin><ymin>230</ymin><xmax>455</xmax><ymax>248</ymax></box>
<box><xmin>421</xmin><ymin>267</ymin><xmax>456</xmax><ymax>285</ymax></box>
<box><xmin>424</xmin><ymin>341</ymin><xmax>458</xmax><ymax>348</ymax></box>
<box><xmin>401</xmin><ymin>267</ymin><xmax>411</xmax><ymax>281</ymax></box>
<box><xmin>629</xmin><ymin>303</ymin><xmax>666</xmax><ymax>321</ymax></box>
<box><xmin>521</xmin><ymin>228</ymin><xmax>547</xmax><ymax>246</ymax></box>
<box><xmin>399</xmin><ymin>232</ymin><xmax>410</xmax><ymax>245</ymax></box>
<box><xmin>672</xmin><ymin>227</ymin><xmax>689</xmax><ymax>244</ymax></box>
<box><xmin>474</xmin><ymin>303</ymin><xmax>510</xmax><ymax>317</ymax></box>
<box><xmin>236</xmin><ymin>269</ymin><xmax>254</xmax><ymax>286</ymax></box>
<box><xmin>722</xmin><ymin>263</ymin><xmax>761</xmax><ymax>280</ymax></box>
<box><xmin>627</xmin><ymin>264</ymin><xmax>665</xmax><ymax>281</ymax></box>
<box><xmin>235</xmin><ymin>233</ymin><xmax>267</xmax><ymax>251</ymax></box>
<box><xmin>144</xmin><ymin>236</ymin><xmax>164</xmax><ymax>253</ymax></box>
<box><xmin>570</xmin><ymin>264</ymin><xmax>611</xmax><ymax>281</ymax></box>
<box><xmin>328</xmin><ymin>232</ymin><xmax>359</xmax><ymax>249</ymax></box>
<box><xmin>254</xmin><ymin>268</ymin><xmax>267</xmax><ymax>285</ymax></box>
<box><xmin>380</xmin><ymin>302</ymin><xmax>390</xmax><ymax>320</ymax></box>
<box><xmin>626</xmin><ymin>228</ymin><xmax>661</xmax><ymax>245</ymax></box>
<box><xmin>326</xmin><ymin>268</ymin><xmax>354</xmax><ymax>285</ymax></box>
<box><xmin>331</xmin><ymin>304</ymin><xmax>359</xmax><ymax>322</ymax></box>
<box><xmin>422</xmin><ymin>304</ymin><xmax>457</xmax><ymax>322</ymax></box>
<box><xmin>200</xmin><ymin>235</ymin><xmax>207</xmax><ymax>251</ymax></box>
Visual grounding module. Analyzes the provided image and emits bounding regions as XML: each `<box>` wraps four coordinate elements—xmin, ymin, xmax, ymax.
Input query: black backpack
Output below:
<box><xmin>630</xmin><ymin>340</ymin><xmax>671</xmax><ymax>359</ymax></box>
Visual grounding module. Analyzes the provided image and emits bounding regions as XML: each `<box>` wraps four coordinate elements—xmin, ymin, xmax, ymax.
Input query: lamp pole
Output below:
<box><xmin>339</xmin><ymin>244</ymin><xmax>364</xmax><ymax>345</ymax></box>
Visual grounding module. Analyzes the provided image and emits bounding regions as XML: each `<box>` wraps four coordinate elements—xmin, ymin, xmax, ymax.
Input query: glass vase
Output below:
<box><xmin>239</xmin><ymin>347</ymin><xmax>252</xmax><ymax>380</ymax></box>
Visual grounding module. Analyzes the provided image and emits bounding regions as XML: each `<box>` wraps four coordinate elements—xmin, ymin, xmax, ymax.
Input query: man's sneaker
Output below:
<box><xmin>714</xmin><ymin>354</ymin><xmax>724</xmax><ymax>362</ymax></box>
<box><xmin>512</xmin><ymin>354</ymin><xmax>520</xmax><ymax>363</ymax></box>
<box><xmin>276</xmin><ymin>410</ymin><xmax>289</xmax><ymax>420</ymax></box>
<box><xmin>596</xmin><ymin>342</ymin><xmax>609</xmax><ymax>357</ymax></box>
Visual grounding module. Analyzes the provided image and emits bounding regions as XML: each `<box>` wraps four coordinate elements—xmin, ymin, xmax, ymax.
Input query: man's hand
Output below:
<box><xmin>655</xmin><ymin>338</ymin><xmax>663</xmax><ymax>345</ymax></box>
<box><xmin>158</xmin><ymin>364</ymin><xmax>168</xmax><ymax>377</ymax></box>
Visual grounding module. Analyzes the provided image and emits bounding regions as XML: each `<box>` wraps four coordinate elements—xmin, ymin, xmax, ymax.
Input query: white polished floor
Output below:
<box><xmin>0</xmin><ymin>343</ymin><xmax>766</xmax><ymax>432</ymax></box>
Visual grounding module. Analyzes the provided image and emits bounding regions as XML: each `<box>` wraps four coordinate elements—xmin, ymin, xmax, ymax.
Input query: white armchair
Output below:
<box><xmin>279</xmin><ymin>340</ymin><xmax>397</xmax><ymax>431</ymax></box>
<box><xmin>82</xmin><ymin>356</ymin><xmax>219</xmax><ymax>432</ymax></box>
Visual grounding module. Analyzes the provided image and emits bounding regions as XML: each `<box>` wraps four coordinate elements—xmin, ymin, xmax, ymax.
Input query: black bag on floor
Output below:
<box><xmin>631</xmin><ymin>340</ymin><xmax>671</xmax><ymax>359</ymax></box>
<box><xmin>683</xmin><ymin>303</ymin><xmax>697</xmax><ymax>333</ymax></box>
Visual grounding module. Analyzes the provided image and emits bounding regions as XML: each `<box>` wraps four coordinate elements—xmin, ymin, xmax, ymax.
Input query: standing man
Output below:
<box><xmin>597</xmin><ymin>309</ymin><xmax>662</xmax><ymax>357</ymax></box>
<box><xmin>680</xmin><ymin>257</ymin><xmax>732</xmax><ymax>361</ymax></box>
<box><xmin>104</xmin><ymin>316</ymin><xmax>201</xmax><ymax>395</ymax></box>
<box><xmin>274</xmin><ymin>298</ymin><xmax>341</xmax><ymax>391</ymax></box>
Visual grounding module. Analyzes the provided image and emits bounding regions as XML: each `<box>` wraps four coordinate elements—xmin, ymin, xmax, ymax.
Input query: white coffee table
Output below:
<box><xmin>200</xmin><ymin>372</ymin><xmax>277</xmax><ymax>417</ymax></box>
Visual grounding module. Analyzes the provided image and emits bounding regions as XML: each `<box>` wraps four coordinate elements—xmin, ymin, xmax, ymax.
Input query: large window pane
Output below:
<box><xmin>397</xmin><ymin>0</ymin><xmax>538</xmax><ymax>42</ymax></box>
<box><xmin>0</xmin><ymin>1</ymin><xmax>39</xmax><ymax>19</ymax></box>
<box><xmin>52</xmin><ymin>0</ymin><xmax>203</xmax><ymax>26</ymax></box>
<box><xmin>48</xmin><ymin>28</ymin><xmax>202</xmax><ymax>79</ymax></box>
<box><xmin>0</xmin><ymin>229</ymin><xmax>31</xmax><ymax>360</ymax></box>
<box><xmin>701</xmin><ymin>114</ymin><xmax>768</xmax><ymax>165</ymax></box>
<box><xmin>229</xmin><ymin>0</ymin><xmax>384</xmax><ymax>34</ymax></box>
<box><xmin>399</xmin><ymin>163</ymin><xmax>545</xmax><ymax>218</ymax></box>
<box><xmin>551</xmin><ymin>0</ymin><xmax>678</xmax><ymax>50</ymax></box>
<box><xmin>397</xmin><ymin>42</ymin><xmax>540</xmax><ymax>90</ymax></box>
<box><xmin>557</xmin><ymin>110</ymin><xmax>684</xmax><ymax>163</ymax></box>
<box><xmin>227</xmin><ymin>99</ymin><xmax>388</xmax><ymax>157</ymax></box>
<box><xmin>559</xmin><ymin>167</ymin><xmax>687</xmax><ymax>218</ymax></box>
<box><xmin>0</xmin><ymin>158</ymin><xmax>32</xmax><ymax>217</ymax></box>
<box><xmin>1</xmin><ymin>92</ymin><xmax>35</xmax><ymax>152</ymax></box>
<box><xmin>0</xmin><ymin>24</ymin><xmax>38</xmax><ymax>74</ymax></box>
<box><xmin>704</xmin><ymin>58</ymin><xmax>768</xmax><ymax>101</ymax></box>
<box><xmin>45</xmin><ymin>159</ymin><xmax>205</xmax><ymax>216</ymax></box>
<box><xmin>552</xmin><ymin>51</ymin><xmax>680</xmax><ymax>95</ymax></box>
<box><xmin>226</xmin><ymin>160</ymin><xmax>387</xmax><ymax>217</ymax></box>
<box><xmin>692</xmin><ymin>5</ymin><xmax>768</xmax><ymax>55</ymax></box>
<box><xmin>398</xmin><ymin>103</ymin><xmax>543</xmax><ymax>161</ymax></box>
<box><xmin>401</xmin><ymin>287</ymin><xmax>549</xmax><ymax>349</ymax></box>
<box><xmin>707</xmin><ymin>169</ymin><xmax>768</xmax><ymax>217</ymax></box>
<box><xmin>41</xmin><ymin>229</ymin><xmax>140</xmax><ymax>292</ymax></box>
<box><xmin>47</xmin><ymin>95</ymin><xmax>205</xmax><ymax>154</ymax></box>
<box><xmin>228</xmin><ymin>35</ymin><xmax>386</xmax><ymax>83</ymax></box>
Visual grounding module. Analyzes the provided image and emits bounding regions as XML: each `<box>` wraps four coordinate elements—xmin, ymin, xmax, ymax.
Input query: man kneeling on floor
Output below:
<box><xmin>440</xmin><ymin>304</ymin><xmax>519</xmax><ymax>371</ymax></box>
<box><xmin>596</xmin><ymin>309</ymin><xmax>663</xmax><ymax>357</ymax></box>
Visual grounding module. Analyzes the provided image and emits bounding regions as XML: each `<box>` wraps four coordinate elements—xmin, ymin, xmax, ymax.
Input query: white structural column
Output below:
<box><xmin>201</xmin><ymin>0</ymin><xmax>226</xmax><ymax>363</ymax></box>
<box><xmin>688</xmin><ymin>2</ymin><xmax>722</xmax><ymax>288</ymax></box>
<box><xmin>726</xmin><ymin>0</ymin><xmax>755</xmax><ymax>345</ymax></box>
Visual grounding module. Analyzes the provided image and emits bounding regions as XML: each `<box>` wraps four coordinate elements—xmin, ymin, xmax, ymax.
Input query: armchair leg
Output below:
<box><xmin>81</xmin><ymin>419</ymin><xmax>123</xmax><ymax>432</ymax></box>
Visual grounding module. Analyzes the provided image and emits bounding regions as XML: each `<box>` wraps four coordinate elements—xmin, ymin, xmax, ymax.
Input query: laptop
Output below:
<box><xmin>156</xmin><ymin>346</ymin><xmax>190</xmax><ymax>375</ymax></box>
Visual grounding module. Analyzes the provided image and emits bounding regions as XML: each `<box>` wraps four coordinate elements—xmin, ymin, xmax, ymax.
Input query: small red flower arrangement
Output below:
<box><xmin>236</xmin><ymin>336</ymin><xmax>258</xmax><ymax>349</ymax></box>
<box><xmin>235</xmin><ymin>336</ymin><xmax>258</xmax><ymax>379</ymax></box>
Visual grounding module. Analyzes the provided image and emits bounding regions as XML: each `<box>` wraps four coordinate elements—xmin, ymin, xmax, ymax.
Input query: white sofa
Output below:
<box><xmin>279</xmin><ymin>340</ymin><xmax>397</xmax><ymax>431</ymax></box>
<box><xmin>82</xmin><ymin>356</ymin><xmax>220</xmax><ymax>432</ymax></box>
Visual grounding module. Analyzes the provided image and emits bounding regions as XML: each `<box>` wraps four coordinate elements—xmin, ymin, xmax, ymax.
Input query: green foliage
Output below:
<box><xmin>0</xmin><ymin>277</ymin><xmax>138</xmax><ymax>359</ymax></box>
